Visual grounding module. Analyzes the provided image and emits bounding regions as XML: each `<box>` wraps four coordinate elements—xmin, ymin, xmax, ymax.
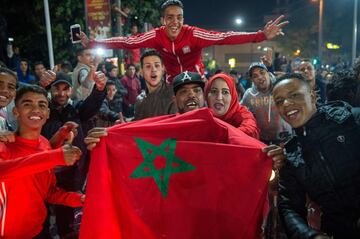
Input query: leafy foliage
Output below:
<box><xmin>1</xmin><ymin>0</ymin><xmax>163</xmax><ymax>67</ymax></box>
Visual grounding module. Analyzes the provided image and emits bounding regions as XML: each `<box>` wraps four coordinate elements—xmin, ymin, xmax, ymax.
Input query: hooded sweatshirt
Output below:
<box><xmin>241</xmin><ymin>73</ymin><xmax>292</xmax><ymax>143</ymax></box>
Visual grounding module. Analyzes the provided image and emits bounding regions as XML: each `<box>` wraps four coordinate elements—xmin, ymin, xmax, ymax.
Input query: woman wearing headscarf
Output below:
<box><xmin>205</xmin><ymin>73</ymin><xmax>260</xmax><ymax>139</ymax></box>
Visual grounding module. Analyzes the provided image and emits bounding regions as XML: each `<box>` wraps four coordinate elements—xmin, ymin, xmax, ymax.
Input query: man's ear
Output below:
<box><xmin>172</xmin><ymin>95</ymin><xmax>176</xmax><ymax>104</ymax></box>
<box><xmin>12</xmin><ymin>106</ymin><xmax>19</xmax><ymax>119</ymax></box>
<box><xmin>46</xmin><ymin>107</ymin><xmax>50</xmax><ymax>120</ymax></box>
<box><xmin>160</xmin><ymin>17</ymin><xmax>165</xmax><ymax>26</ymax></box>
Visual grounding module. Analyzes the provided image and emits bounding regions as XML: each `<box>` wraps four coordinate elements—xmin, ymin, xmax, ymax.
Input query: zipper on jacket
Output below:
<box><xmin>172</xmin><ymin>42</ymin><xmax>183</xmax><ymax>72</ymax></box>
<box><xmin>319</xmin><ymin>151</ymin><xmax>336</xmax><ymax>186</ymax></box>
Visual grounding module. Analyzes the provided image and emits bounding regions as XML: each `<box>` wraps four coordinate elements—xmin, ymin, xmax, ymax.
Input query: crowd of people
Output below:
<box><xmin>1</xmin><ymin>0</ymin><xmax>360</xmax><ymax>238</ymax></box>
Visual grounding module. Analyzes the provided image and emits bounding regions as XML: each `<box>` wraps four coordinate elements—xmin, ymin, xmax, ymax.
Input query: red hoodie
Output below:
<box><xmin>89</xmin><ymin>25</ymin><xmax>266</xmax><ymax>81</ymax></box>
<box><xmin>0</xmin><ymin>136</ymin><xmax>83</xmax><ymax>238</ymax></box>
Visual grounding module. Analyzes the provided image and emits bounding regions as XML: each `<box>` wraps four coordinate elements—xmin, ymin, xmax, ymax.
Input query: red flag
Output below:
<box><xmin>80</xmin><ymin>108</ymin><xmax>271</xmax><ymax>239</ymax></box>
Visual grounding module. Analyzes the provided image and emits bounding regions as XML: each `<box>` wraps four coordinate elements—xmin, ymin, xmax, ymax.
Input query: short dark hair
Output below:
<box><xmin>61</xmin><ymin>60</ymin><xmax>73</xmax><ymax>71</ymax></box>
<box><xmin>15</xmin><ymin>85</ymin><xmax>48</xmax><ymax>106</ymax></box>
<box><xmin>160</xmin><ymin>0</ymin><xmax>183</xmax><ymax>17</ymax></box>
<box><xmin>34</xmin><ymin>61</ymin><xmax>44</xmax><ymax>67</ymax></box>
<box><xmin>140</xmin><ymin>49</ymin><xmax>163</xmax><ymax>68</ymax></box>
<box><xmin>76</xmin><ymin>46</ymin><xmax>91</xmax><ymax>57</ymax></box>
<box><xmin>274</xmin><ymin>73</ymin><xmax>310</xmax><ymax>89</ymax></box>
<box><xmin>106</xmin><ymin>80</ymin><xmax>116</xmax><ymax>87</ymax></box>
<box><xmin>126</xmin><ymin>63</ymin><xmax>136</xmax><ymax>70</ymax></box>
<box><xmin>0</xmin><ymin>67</ymin><xmax>18</xmax><ymax>82</ymax></box>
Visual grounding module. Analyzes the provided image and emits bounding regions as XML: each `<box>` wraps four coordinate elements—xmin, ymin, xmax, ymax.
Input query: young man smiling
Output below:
<box><xmin>79</xmin><ymin>0</ymin><xmax>288</xmax><ymax>81</ymax></box>
<box><xmin>272</xmin><ymin>73</ymin><xmax>360</xmax><ymax>239</ymax></box>
<box><xmin>0</xmin><ymin>85</ymin><xmax>83</xmax><ymax>238</ymax></box>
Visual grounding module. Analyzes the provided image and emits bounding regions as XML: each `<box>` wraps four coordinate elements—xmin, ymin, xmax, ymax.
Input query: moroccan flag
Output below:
<box><xmin>80</xmin><ymin>108</ymin><xmax>271</xmax><ymax>239</ymax></box>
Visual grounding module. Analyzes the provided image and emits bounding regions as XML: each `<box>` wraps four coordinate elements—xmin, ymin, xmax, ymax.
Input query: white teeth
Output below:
<box><xmin>30</xmin><ymin>116</ymin><xmax>41</xmax><ymax>120</ymax></box>
<box><xmin>0</xmin><ymin>96</ymin><xmax>7</xmax><ymax>100</ymax></box>
<box><xmin>186</xmin><ymin>102</ymin><xmax>196</xmax><ymax>106</ymax></box>
<box><xmin>286</xmin><ymin>110</ymin><xmax>298</xmax><ymax>116</ymax></box>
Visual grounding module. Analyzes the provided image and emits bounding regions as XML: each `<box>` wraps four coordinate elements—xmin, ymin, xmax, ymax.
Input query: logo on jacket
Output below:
<box><xmin>162</xmin><ymin>48</ymin><xmax>168</xmax><ymax>52</ymax></box>
<box><xmin>337</xmin><ymin>135</ymin><xmax>345</xmax><ymax>143</ymax></box>
<box><xmin>182</xmin><ymin>46</ymin><xmax>191</xmax><ymax>54</ymax></box>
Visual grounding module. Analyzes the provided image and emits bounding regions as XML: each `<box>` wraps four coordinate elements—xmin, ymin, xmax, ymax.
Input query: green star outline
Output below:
<box><xmin>130</xmin><ymin>137</ymin><xmax>196</xmax><ymax>198</ymax></box>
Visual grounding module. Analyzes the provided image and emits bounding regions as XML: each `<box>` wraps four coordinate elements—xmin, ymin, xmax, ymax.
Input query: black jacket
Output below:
<box><xmin>41</xmin><ymin>87</ymin><xmax>106</xmax><ymax>191</ymax></box>
<box><xmin>278</xmin><ymin>101</ymin><xmax>360</xmax><ymax>239</ymax></box>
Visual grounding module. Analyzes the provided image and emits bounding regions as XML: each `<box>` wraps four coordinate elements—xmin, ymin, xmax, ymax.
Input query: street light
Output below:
<box><xmin>352</xmin><ymin>0</ymin><xmax>358</xmax><ymax>64</ymax></box>
<box><xmin>235</xmin><ymin>18</ymin><xmax>243</xmax><ymax>25</ymax></box>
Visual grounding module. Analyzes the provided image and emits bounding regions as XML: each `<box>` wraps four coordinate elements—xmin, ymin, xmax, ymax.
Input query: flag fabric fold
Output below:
<box><xmin>80</xmin><ymin>108</ymin><xmax>271</xmax><ymax>239</ymax></box>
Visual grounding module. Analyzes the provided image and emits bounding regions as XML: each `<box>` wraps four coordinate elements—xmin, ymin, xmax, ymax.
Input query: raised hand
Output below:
<box><xmin>94</xmin><ymin>71</ymin><xmax>107</xmax><ymax>91</ymax></box>
<box><xmin>263</xmin><ymin>15</ymin><xmax>289</xmax><ymax>40</ymax></box>
<box><xmin>39</xmin><ymin>70</ymin><xmax>56</xmax><ymax>88</ymax></box>
<box><xmin>49</xmin><ymin>121</ymin><xmax>79</xmax><ymax>149</ymax></box>
<box><xmin>62</xmin><ymin>144</ymin><xmax>82</xmax><ymax>166</ymax></box>
<box><xmin>79</xmin><ymin>31</ymin><xmax>90</xmax><ymax>47</ymax></box>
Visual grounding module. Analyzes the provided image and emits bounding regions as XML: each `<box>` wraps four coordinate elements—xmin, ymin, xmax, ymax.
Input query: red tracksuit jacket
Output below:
<box><xmin>89</xmin><ymin>25</ymin><xmax>267</xmax><ymax>81</ymax></box>
<box><xmin>0</xmin><ymin>136</ymin><xmax>83</xmax><ymax>238</ymax></box>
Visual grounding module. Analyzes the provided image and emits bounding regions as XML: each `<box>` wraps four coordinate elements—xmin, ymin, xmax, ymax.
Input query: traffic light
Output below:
<box><xmin>312</xmin><ymin>58</ymin><xmax>318</xmax><ymax>65</ymax></box>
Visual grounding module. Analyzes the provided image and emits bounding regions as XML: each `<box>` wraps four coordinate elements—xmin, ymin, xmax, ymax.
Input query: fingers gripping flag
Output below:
<box><xmin>80</xmin><ymin>108</ymin><xmax>271</xmax><ymax>239</ymax></box>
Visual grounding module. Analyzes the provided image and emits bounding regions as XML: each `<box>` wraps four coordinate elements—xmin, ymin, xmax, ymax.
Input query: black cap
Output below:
<box><xmin>173</xmin><ymin>71</ymin><xmax>205</xmax><ymax>94</ymax></box>
<box><xmin>248</xmin><ymin>62</ymin><xmax>268</xmax><ymax>77</ymax></box>
<box><xmin>51</xmin><ymin>72</ymin><xmax>72</xmax><ymax>87</ymax></box>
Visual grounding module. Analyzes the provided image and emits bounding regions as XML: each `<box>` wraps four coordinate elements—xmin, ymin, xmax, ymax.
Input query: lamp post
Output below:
<box><xmin>352</xmin><ymin>0</ymin><xmax>358</xmax><ymax>64</ymax></box>
<box><xmin>318</xmin><ymin>0</ymin><xmax>323</xmax><ymax>63</ymax></box>
<box><xmin>43</xmin><ymin>0</ymin><xmax>54</xmax><ymax>69</ymax></box>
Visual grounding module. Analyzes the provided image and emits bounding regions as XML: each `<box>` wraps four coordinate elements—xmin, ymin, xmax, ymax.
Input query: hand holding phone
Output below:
<box><xmin>70</xmin><ymin>24</ymin><xmax>81</xmax><ymax>43</ymax></box>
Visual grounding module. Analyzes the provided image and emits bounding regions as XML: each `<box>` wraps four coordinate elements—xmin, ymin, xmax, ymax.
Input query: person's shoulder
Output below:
<box><xmin>39</xmin><ymin>135</ymin><xmax>52</xmax><ymax>149</ymax></box>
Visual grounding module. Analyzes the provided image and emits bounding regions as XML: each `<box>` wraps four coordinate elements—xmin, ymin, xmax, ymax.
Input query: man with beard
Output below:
<box><xmin>41</xmin><ymin>71</ymin><xmax>106</xmax><ymax>237</ymax></box>
<box><xmin>241</xmin><ymin>62</ymin><xmax>292</xmax><ymax>145</ymax></box>
<box><xmin>172</xmin><ymin>71</ymin><xmax>205</xmax><ymax>114</ymax></box>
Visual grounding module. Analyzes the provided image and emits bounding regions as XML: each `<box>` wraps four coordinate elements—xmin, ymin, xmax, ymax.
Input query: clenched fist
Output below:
<box><xmin>62</xmin><ymin>144</ymin><xmax>82</xmax><ymax>166</ymax></box>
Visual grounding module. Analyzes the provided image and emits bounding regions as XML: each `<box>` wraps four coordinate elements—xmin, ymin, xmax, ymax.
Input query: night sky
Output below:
<box><xmin>180</xmin><ymin>0</ymin><xmax>276</xmax><ymax>30</ymax></box>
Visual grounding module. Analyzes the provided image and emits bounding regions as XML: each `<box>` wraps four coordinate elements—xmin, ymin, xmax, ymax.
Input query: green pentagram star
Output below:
<box><xmin>130</xmin><ymin>137</ymin><xmax>196</xmax><ymax>198</ymax></box>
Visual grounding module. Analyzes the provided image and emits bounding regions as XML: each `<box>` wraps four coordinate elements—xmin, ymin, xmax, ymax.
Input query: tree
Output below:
<box><xmin>0</xmin><ymin>0</ymin><xmax>163</xmax><ymax>68</ymax></box>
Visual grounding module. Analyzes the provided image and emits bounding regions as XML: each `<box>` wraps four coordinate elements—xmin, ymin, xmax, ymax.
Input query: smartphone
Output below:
<box><xmin>70</xmin><ymin>24</ymin><xmax>81</xmax><ymax>43</ymax></box>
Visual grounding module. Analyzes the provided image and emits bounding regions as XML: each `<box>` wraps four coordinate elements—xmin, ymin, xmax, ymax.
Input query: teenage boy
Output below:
<box><xmin>0</xmin><ymin>85</ymin><xmax>83</xmax><ymax>238</ymax></box>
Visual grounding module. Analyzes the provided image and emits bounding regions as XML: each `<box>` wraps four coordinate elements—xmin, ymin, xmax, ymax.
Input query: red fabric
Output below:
<box><xmin>125</xmin><ymin>48</ymin><xmax>141</xmax><ymax>66</ymax></box>
<box><xmin>89</xmin><ymin>25</ymin><xmax>266</xmax><ymax>81</ymax></box>
<box><xmin>206</xmin><ymin>73</ymin><xmax>260</xmax><ymax>139</ymax></box>
<box><xmin>0</xmin><ymin>136</ymin><xmax>83</xmax><ymax>238</ymax></box>
<box><xmin>80</xmin><ymin>108</ymin><xmax>271</xmax><ymax>239</ymax></box>
<box><xmin>121</xmin><ymin>75</ymin><xmax>142</xmax><ymax>105</ymax></box>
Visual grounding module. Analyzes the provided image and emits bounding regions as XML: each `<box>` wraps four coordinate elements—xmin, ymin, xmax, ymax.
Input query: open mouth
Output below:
<box><xmin>170</xmin><ymin>26</ymin><xmax>178</xmax><ymax>33</ymax></box>
<box><xmin>186</xmin><ymin>101</ymin><xmax>198</xmax><ymax>109</ymax></box>
<box><xmin>29</xmin><ymin>116</ymin><xmax>42</xmax><ymax>121</ymax></box>
<box><xmin>286</xmin><ymin>109</ymin><xmax>299</xmax><ymax>120</ymax></box>
<box><xmin>213</xmin><ymin>103</ymin><xmax>224</xmax><ymax>111</ymax></box>
<box><xmin>0</xmin><ymin>95</ymin><xmax>8</xmax><ymax>101</ymax></box>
